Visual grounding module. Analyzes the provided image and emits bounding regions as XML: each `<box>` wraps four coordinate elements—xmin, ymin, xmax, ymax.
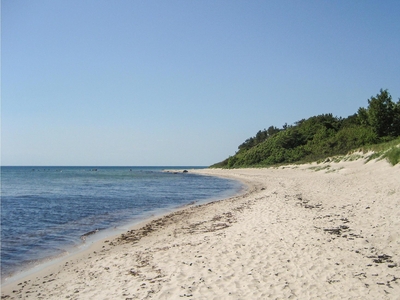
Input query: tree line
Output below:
<box><xmin>212</xmin><ymin>89</ymin><xmax>400</xmax><ymax>168</ymax></box>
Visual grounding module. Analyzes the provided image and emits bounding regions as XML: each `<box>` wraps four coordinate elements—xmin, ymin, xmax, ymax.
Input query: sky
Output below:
<box><xmin>2</xmin><ymin>0</ymin><xmax>400</xmax><ymax>166</ymax></box>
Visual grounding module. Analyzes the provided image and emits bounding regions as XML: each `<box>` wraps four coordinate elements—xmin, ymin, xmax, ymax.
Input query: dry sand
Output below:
<box><xmin>2</xmin><ymin>157</ymin><xmax>400</xmax><ymax>299</ymax></box>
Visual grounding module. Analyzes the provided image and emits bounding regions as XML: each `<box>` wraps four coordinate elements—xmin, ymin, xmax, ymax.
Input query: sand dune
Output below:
<box><xmin>2</xmin><ymin>157</ymin><xmax>400</xmax><ymax>299</ymax></box>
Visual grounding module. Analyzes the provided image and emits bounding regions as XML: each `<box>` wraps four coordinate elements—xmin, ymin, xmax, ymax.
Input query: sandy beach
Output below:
<box><xmin>2</xmin><ymin>156</ymin><xmax>400</xmax><ymax>299</ymax></box>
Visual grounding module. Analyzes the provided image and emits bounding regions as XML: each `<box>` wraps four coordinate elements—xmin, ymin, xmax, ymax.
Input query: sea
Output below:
<box><xmin>0</xmin><ymin>166</ymin><xmax>242</xmax><ymax>283</ymax></box>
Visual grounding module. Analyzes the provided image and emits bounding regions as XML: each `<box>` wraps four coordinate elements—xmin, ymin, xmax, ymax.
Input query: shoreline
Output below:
<box><xmin>2</xmin><ymin>159</ymin><xmax>400</xmax><ymax>299</ymax></box>
<box><xmin>1</xmin><ymin>192</ymin><xmax>245</xmax><ymax>286</ymax></box>
<box><xmin>1</xmin><ymin>171</ymin><xmax>245</xmax><ymax>287</ymax></box>
<box><xmin>1</xmin><ymin>176</ymin><xmax>248</xmax><ymax>289</ymax></box>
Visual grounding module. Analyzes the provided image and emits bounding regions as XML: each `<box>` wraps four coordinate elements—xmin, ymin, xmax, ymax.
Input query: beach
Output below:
<box><xmin>2</xmin><ymin>157</ymin><xmax>400</xmax><ymax>299</ymax></box>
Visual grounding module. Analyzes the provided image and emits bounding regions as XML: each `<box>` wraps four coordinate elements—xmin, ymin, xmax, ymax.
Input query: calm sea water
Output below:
<box><xmin>1</xmin><ymin>166</ymin><xmax>242</xmax><ymax>281</ymax></box>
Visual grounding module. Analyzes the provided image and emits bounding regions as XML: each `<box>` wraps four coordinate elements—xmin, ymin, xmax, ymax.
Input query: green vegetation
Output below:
<box><xmin>385</xmin><ymin>147</ymin><xmax>400</xmax><ymax>165</ymax></box>
<box><xmin>211</xmin><ymin>89</ymin><xmax>400</xmax><ymax>168</ymax></box>
<box><xmin>362</xmin><ymin>137</ymin><xmax>400</xmax><ymax>165</ymax></box>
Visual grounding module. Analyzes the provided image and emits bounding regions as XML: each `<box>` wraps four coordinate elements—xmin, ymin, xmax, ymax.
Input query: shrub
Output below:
<box><xmin>385</xmin><ymin>147</ymin><xmax>400</xmax><ymax>166</ymax></box>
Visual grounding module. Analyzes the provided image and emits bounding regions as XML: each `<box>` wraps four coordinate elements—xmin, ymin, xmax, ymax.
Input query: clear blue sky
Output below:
<box><xmin>2</xmin><ymin>0</ymin><xmax>399</xmax><ymax>166</ymax></box>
